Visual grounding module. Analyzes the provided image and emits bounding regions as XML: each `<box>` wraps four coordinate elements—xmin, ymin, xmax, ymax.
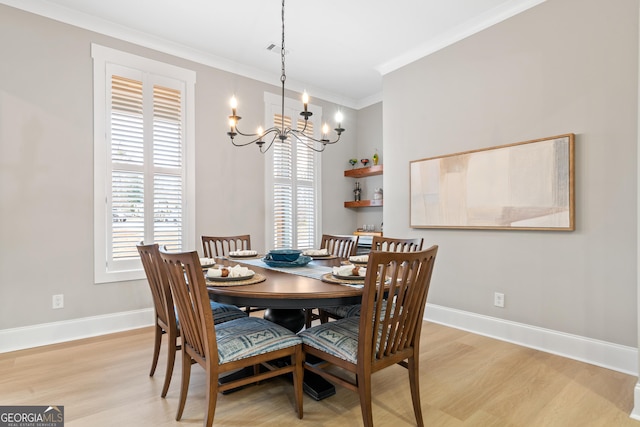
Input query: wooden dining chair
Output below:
<box><xmin>201</xmin><ymin>234</ymin><xmax>260</xmax><ymax>313</ymax></box>
<box><xmin>303</xmin><ymin>234</ymin><xmax>360</xmax><ymax>328</ymax></box>
<box><xmin>371</xmin><ymin>235</ymin><xmax>424</xmax><ymax>252</ymax></box>
<box><xmin>201</xmin><ymin>234</ymin><xmax>251</xmax><ymax>258</ymax></box>
<box><xmin>159</xmin><ymin>248</ymin><xmax>304</xmax><ymax>427</ymax></box>
<box><xmin>320</xmin><ymin>234</ymin><xmax>359</xmax><ymax>258</ymax></box>
<box><xmin>319</xmin><ymin>235</ymin><xmax>425</xmax><ymax>323</ymax></box>
<box><xmin>136</xmin><ymin>242</ymin><xmax>247</xmax><ymax>398</ymax></box>
<box><xmin>299</xmin><ymin>246</ymin><xmax>438</xmax><ymax>427</ymax></box>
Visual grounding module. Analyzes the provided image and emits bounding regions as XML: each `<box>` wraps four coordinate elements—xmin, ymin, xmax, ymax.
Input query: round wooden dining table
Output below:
<box><xmin>206</xmin><ymin>257</ymin><xmax>363</xmax><ymax>332</ymax></box>
<box><xmin>206</xmin><ymin>256</ymin><xmax>363</xmax><ymax>400</ymax></box>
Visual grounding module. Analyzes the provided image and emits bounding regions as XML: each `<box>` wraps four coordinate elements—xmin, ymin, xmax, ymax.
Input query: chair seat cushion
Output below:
<box><xmin>210</xmin><ymin>301</ymin><xmax>248</xmax><ymax>324</ymax></box>
<box><xmin>298</xmin><ymin>318</ymin><xmax>360</xmax><ymax>364</ymax></box>
<box><xmin>322</xmin><ymin>304</ymin><xmax>361</xmax><ymax>318</ymax></box>
<box><xmin>175</xmin><ymin>301</ymin><xmax>247</xmax><ymax>328</ymax></box>
<box><xmin>215</xmin><ymin>317</ymin><xmax>302</xmax><ymax>364</ymax></box>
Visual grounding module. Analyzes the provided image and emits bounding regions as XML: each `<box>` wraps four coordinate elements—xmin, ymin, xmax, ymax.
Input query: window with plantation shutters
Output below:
<box><xmin>265</xmin><ymin>93</ymin><xmax>322</xmax><ymax>251</ymax></box>
<box><xmin>93</xmin><ymin>44</ymin><xmax>195</xmax><ymax>283</ymax></box>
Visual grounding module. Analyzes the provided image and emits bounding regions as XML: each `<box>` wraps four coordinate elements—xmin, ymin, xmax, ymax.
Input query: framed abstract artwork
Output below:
<box><xmin>410</xmin><ymin>134</ymin><xmax>575</xmax><ymax>230</ymax></box>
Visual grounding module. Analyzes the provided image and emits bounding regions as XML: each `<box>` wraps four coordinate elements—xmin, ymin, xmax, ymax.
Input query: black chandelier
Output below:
<box><xmin>226</xmin><ymin>0</ymin><xmax>345</xmax><ymax>153</ymax></box>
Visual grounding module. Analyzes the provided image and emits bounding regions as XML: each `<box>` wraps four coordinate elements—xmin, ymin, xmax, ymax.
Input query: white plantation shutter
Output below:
<box><xmin>93</xmin><ymin>44</ymin><xmax>195</xmax><ymax>283</ymax></box>
<box><xmin>295</xmin><ymin>119</ymin><xmax>315</xmax><ymax>249</ymax></box>
<box><xmin>110</xmin><ymin>76</ymin><xmax>145</xmax><ymax>260</ymax></box>
<box><xmin>152</xmin><ymin>85</ymin><xmax>183</xmax><ymax>250</ymax></box>
<box><xmin>273</xmin><ymin>114</ymin><xmax>294</xmax><ymax>248</ymax></box>
<box><xmin>266</xmin><ymin>94</ymin><xmax>322</xmax><ymax>251</ymax></box>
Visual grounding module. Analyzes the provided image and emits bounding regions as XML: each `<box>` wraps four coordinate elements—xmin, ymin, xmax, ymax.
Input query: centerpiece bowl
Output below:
<box><xmin>268</xmin><ymin>249</ymin><xmax>302</xmax><ymax>262</ymax></box>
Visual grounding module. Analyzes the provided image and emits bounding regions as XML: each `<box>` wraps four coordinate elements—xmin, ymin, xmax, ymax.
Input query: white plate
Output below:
<box><xmin>207</xmin><ymin>273</ymin><xmax>255</xmax><ymax>282</ymax></box>
<box><xmin>229</xmin><ymin>253</ymin><xmax>258</xmax><ymax>258</ymax></box>
<box><xmin>332</xmin><ymin>273</ymin><xmax>365</xmax><ymax>281</ymax></box>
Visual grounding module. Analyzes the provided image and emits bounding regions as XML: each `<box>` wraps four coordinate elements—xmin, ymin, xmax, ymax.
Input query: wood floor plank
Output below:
<box><xmin>0</xmin><ymin>321</ymin><xmax>637</xmax><ymax>426</ymax></box>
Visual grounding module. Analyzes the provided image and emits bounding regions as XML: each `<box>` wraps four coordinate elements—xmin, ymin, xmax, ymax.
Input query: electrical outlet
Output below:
<box><xmin>52</xmin><ymin>294</ymin><xmax>64</xmax><ymax>309</ymax></box>
<box><xmin>494</xmin><ymin>292</ymin><xmax>505</xmax><ymax>308</ymax></box>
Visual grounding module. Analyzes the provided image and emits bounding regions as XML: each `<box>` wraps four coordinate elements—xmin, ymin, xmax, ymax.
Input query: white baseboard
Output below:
<box><xmin>0</xmin><ymin>308</ymin><xmax>155</xmax><ymax>353</ymax></box>
<box><xmin>1</xmin><ymin>305</ymin><xmax>637</xmax><ymax>378</ymax></box>
<box><xmin>424</xmin><ymin>303</ymin><xmax>638</xmax><ymax>376</ymax></box>
<box><xmin>632</xmin><ymin>383</ymin><xmax>640</xmax><ymax>420</ymax></box>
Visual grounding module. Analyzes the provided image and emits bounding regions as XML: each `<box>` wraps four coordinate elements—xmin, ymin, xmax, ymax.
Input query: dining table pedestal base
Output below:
<box><xmin>263</xmin><ymin>307</ymin><xmax>336</xmax><ymax>400</ymax></box>
<box><xmin>263</xmin><ymin>308</ymin><xmax>306</xmax><ymax>334</ymax></box>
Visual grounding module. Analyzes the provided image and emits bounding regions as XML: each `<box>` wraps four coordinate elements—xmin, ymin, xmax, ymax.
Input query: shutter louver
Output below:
<box><xmin>111</xmin><ymin>171</ymin><xmax>144</xmax><ymax>260</ymax></box>
<box><xmin>111</xmin><ymin>76</ymin><xmax>144</xmax><ymax>165</ymax></box>
<box><xmin>153</xmin><ymin>85</ymin><xmax>183</xmax><ymax>169</ymax></box>
<box><xmin>154</xmin><ymin>174</ymin><xmax>182</xmax><ymax>250</ymax></box>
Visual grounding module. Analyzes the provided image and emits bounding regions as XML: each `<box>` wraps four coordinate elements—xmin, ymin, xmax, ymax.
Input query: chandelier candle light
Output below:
<box><xmin>226</xmin><ymin>0</ymin><xmax>345</xmax><ymax>153</ymax></box>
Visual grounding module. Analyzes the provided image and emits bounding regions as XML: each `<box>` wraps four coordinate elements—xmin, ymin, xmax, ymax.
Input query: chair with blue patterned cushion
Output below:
<box><xmin>318</xmin><ymin>236</ymin><xmax>425</xmax><ymax>323</ymax></box>
<box><xmin>299</xmin><ymin>246</ymin><xmax>438</xmax><ymax>427</ymax></box>
<box><xmin>304</xmin><ymin>234</ymin><xmax>359</xmax><ymax>328</ymax></box>
<box><xmin>136</xmin><ymin>242</ymin><xmax>247</xmax><ymax>398</ymax></box>
<box><xmin>202</xmin><ymin>234</ymin><xmax>262</xmax><ymax>314</ymax></box>
<box><xmin>160</xmin><ymin>248</ymin><xmax>303</xmax><ymax>427</ymax></box>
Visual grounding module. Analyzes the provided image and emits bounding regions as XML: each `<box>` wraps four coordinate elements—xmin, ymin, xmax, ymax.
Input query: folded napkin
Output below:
<box><xmin>229</xmin><ymin>250</ymin><xmax>258</xmax><ymax>256</ymax></box>
<box><xmin>200</xmin><ymin>257</ymin><xmax>216</xmax><ymax>266</ymax></box>
<box><xmin>333</xmin><ymin>264</ymin><xmax>367</xmax><ymax>277</ymax></box>
<box><xmin>303</xmin><ymin>248</ymin><xmax>329</xmax><ymax>256</ymax></box>
<box><xmin>349</xmin><ymin>255</ymin><xmax>369</xmax><ymax>263</ymax></box>
<box><xmin>207</xmin><ymin>264</ymin><xmax>255</xmax><ymax>278</ymax></box>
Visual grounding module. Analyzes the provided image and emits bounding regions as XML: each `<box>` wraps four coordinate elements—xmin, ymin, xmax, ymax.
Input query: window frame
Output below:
<box><xmin>264</xmin><ymin>92</ymin><xmax>323</xmax><ymax>251</ymax></box>
<box><xmin>92</xmin><ymin>44</ymin><xmax>196</xmax><ymax>284</ymax></box>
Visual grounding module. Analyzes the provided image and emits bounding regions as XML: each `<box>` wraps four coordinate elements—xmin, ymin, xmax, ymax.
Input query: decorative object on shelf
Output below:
<box><xmin>354</xmin><ymin>182</ymin><xmax>361</xmax><ymax>201</ymax></box>
<box><xmin>373</xmin><ymin>151</ymin><xmax>379</xmax><ymax>165</ymax></box>
<box><xmin>225</xmin><ymin>0</ymin><xmax>345</xmax><ymax>153</ymax></box>
<box><xmin>349</xmin><ymin>158</ymin><xmax>357</xmax><ymax>168</ymax></box>
<box><xmin>344</xmin><ymin>164</ymin><xmax>383</xmax><ymax>208</ymax></box>
<box><xmin>360</xmin><ymin>158</ymin><xmax>369</xmax><ymax>167</ymax></box>
<box><xmin>373</xmin><ymin>188</ymin><xmax>383</xmax><ymax>200</ymax></box>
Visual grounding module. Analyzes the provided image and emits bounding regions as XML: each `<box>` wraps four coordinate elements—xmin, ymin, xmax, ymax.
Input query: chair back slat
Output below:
<box><xmin>360</xmin><ymin>247</ymin><xmax>438</xmax><ymax>367</ymax></box>
<box><xmin>202</xmin><ymin>235</ymin><xmax>251</xmax><ymax>258</ymax></box>
<box><xmin>161</xmin><ymin>249</ymin><xmax>218</xmax><ymax>365</ymax></box>
<box><xmin>321</xmin><ymin>234</ymin><xmax>359</xmax><ymax>258</ymax></box>
<box><xmin>371</xmin><ymin>236</ymin><xmax>424</xmax><ymax>252</ymax></box>
<box><xmin>137</xmin><ymin>242</ymin><xmax>173</xmax><ymax>326</ymax></box>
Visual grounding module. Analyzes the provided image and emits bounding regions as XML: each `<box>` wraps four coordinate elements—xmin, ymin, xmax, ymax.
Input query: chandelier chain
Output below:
<box><xmin>225</xmin><ymin>0</ymin><xmax>344</xmax><ymax>152</ymax></box>
<box><xmin>280</xmin><ymin>0</ymin><xmax>286</xmax><ymax>84</ymax></box>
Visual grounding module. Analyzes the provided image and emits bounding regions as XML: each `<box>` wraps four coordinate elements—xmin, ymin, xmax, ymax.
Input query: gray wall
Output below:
<box><xmin>383</xmin><ymin>0</ymin><xmax>638</xmax><ymax>347</ymax></box>
<box><xmin>354</xmin><ymin>102</ymin><xmax>384</xmax><ymax>232</ymax></box>
<box><xmin>0</xmin><ymin>4</ymin><xmax>357</xmax><ymax>330</ymax></box>
<box><xmin>1</xmin><ymin>0</ymin><xmax>637</xmax><ymax>356</ymax></box>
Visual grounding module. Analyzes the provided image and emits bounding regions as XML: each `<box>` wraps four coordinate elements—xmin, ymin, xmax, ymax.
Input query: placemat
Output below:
<box><xmin>321</xmin><ymin>273</ymin><xmax>364</xmax><ymax>288</ymax></box>
<box><xmin>206</xmin><ymin>273</ymin><xmax>267</xmax><ymax>287</ymax></box>
<box><xmin>228</xmin><ymin>254</ymin><xmax>263</xmax><ymax>260</ymax></box>
<box><xmin>240</xmin><ymin>258</ymin><xmax>332</xmax><ymax>280</ymax></box>
<box><xmin>305</xmin><ymin>254</ymin><xmax>338</xmax><ymax>260</ymax></box>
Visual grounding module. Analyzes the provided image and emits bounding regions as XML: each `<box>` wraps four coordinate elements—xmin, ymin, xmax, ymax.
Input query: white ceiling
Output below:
<box><xmin>3</xmin><ymin>0</ymin><xmax>545</xmax><ymax>109</ymax></box>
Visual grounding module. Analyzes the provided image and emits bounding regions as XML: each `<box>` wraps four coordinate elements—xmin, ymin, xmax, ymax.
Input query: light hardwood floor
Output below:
<box><xmin>1</xmin><ymin>318</ymin><xmax>638</xmax><ymax>426</ymax></box>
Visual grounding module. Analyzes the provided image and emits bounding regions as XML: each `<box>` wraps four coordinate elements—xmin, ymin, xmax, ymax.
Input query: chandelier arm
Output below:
<box><xmin>289</xmin><ymin>128</ymin><xmax>341</xmax><ymax>145</ymax></box>
<box><xmin>260</xmin><ymin>133</ymin><xmax>279</xmax><ymax>154</ymax></box>
<box><xmin>231</xmin><ymin>137</ymin><xmax>261</xmax><ymax>147</ymax></box>
<box><xmin>289</xmin><ymin>132</ymin><xmax>327</xmax><ymax>153</ymax></box>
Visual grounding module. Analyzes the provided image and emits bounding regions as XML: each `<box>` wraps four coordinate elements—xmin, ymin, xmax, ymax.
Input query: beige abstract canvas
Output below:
<box><xmin>410</xmin><ymin>134</ymin><xmax>574</xmax><ymax>230</ymax></box>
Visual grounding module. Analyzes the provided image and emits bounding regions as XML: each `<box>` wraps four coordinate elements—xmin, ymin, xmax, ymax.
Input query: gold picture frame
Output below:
<box><xmin>410</xmin><ymin>134</ymin><xmax>575</xmax><ymax>230</ymax></box>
